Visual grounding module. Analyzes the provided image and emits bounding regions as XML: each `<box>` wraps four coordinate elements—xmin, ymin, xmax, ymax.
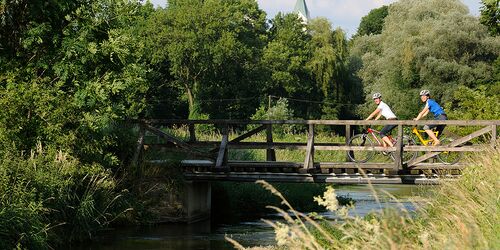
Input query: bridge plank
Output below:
<box><xmin>180</xmin><ymin>160</ymin><xmax>467</xmax><ymax>170</ymax></box>
<box><xmin>183</xmin><ymin>172</ymin><xmax>451</xmax><ymax>184</ymax></box>
<box><xmin>146</xmin><ymin>142</ymin><xmax>484</xmax><ymax>152</ymax></box>
<box><xmin>412</xmin><ymin>163</ymin><xmax>466</xmax><ymax>170</ymax></box>
<box><xmin>404</xmin><ymin>146</ymin><xmax>483</xmax><ymax>152</ymax></box>
<box><xmin>317</xmin><ymin>162</ymin><xmax>394</xmax><ymax>169</ymax></box>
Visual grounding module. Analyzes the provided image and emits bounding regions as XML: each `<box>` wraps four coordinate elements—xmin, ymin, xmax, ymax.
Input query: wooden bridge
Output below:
<box><xmin>133</xmin><ymin>119</ymin><xmax>499</xmax><ymax>185</ymax></box>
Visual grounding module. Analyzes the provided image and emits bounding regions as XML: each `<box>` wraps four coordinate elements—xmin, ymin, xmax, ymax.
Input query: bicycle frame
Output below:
<box><xmin>366</xmin><ymin>127</ymin><xmax>395</xmax><ymax>146</ymax></box>
<box><xmin>411</xmin><ymin>127</ymin><xmax>439</xmax><ymax>145</ymax></box>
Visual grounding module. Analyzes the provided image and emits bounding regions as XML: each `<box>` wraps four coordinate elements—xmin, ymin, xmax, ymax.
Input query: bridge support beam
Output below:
<box><xmin>182</xmin><ymin>181</ymin><xmax>211</xmax><ymax>223</ymax></box>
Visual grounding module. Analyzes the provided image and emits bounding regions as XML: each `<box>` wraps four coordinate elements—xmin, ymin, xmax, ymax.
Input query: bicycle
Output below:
<box><xmin>347</xmin><ymin>126</ymin><xmax>417</xmax><ymax>163</ymax></box>
<box><xmin>410</xmin><ymin>126</ymin><xmax>463</xmax><ymax>164</ymax></box>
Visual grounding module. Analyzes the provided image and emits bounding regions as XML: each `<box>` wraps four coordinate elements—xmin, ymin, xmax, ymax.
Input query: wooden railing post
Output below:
<box><xmin>345</xmin><ymin>124</ymin><xmax>351</xmax><ymax>162</ymax></box>
<box><xmin>215</xmin><ymin>126</ymin><xmax>229</xmax><ymax>169</ymax></box>
<box><xmin>492</xmin><ymin>125</ymin><xmax>497</xmax><ymax>149</ymax></box>
<box><xmin>266</xmin><ymin>124</ymin><xmax>276</xmax><ymax>161</ymax></box>
<box><xmin>394</xmin><ymin>124</ymin><xmax>403</xmax><ymax>171</ymax></box>
<box><xmin>304</xmin><ymin>124</ymin><xmax>315</xmax><ymax>170</ymax></box>
<box><xmin>189</xmin><ymin>124</ymin><xmax>196</xmax><ymax>142</ymax></box>
<box><xmin>131</xmin><ymin>123</ymin><xmax>145</xmax><ymax>169</ymax></box>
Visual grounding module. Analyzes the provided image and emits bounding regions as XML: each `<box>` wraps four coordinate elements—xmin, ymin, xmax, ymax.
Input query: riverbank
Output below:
<box><xmin>229</xmin><ymin>145</ymin><xmax>500</xmax><ymax>249</ymax></box>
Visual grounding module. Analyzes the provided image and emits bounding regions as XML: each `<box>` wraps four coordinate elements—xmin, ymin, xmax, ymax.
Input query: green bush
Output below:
<box><xmin>0</xmin><ymin>146</ymin><xmax>126</xmax><ymax>249</ymax></box>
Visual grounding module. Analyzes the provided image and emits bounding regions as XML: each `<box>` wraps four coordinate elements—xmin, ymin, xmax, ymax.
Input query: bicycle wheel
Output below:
<box><xmin>437</xmin><ymin>138</ymin><xmax>463</xmax><ymax>164</ymax></box>
<box><xmin>348</xmin><ymin>134</ymin><xmax>375</xmax><ymax>163</ymax></box>
<box><xmin>388</xmin><ymin>135</ymin><xmax>418</xmax><ymax>164</ymax></box>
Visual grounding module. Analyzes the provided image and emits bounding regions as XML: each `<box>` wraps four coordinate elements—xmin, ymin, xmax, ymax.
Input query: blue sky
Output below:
<box><xmin>148</xmin><ymin>0</ymin><xmax>482</xmax><ymax>37</ymax></box>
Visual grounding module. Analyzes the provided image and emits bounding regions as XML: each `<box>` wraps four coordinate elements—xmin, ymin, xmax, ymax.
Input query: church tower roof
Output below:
<box><xmin>294</xmin><ymin>0</ymin><xmax>310</xmax><ymax>22</ymax></box>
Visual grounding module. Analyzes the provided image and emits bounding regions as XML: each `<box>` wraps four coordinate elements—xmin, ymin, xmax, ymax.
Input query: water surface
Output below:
<box><xmin>74</xmin><ymin>184</ymin><xmax>428</xmax><ymax>250</ymax></box>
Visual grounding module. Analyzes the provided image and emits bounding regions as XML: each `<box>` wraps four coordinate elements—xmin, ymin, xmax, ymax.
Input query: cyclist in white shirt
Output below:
<box><xmin>365</xmin><ymin>93</ymin><xmax>398</xmax><ymax>149</ymax></box>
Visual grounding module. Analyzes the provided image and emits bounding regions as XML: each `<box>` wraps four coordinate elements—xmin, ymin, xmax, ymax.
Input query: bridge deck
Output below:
<box><xmin>179</xmin><ymin>160</ymin><xmax>461</xmax><ymax>184</ymax></box>
<box><xmin>183</xmin><ymin>172</ymin><xmax>454</xmax><ymax>184</ymax></box>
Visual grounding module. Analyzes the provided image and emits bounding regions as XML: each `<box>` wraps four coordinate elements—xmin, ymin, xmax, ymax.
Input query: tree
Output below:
<box><xmin>480</xmin><ymin>0</ymin><xmax>499</xmax><ymax>36</ymax></box>
<box><xmin>307</xmin><ymin>18</ymin><xmax>349</xmax><ymax>119</ymax></box>
<box><xmin>161</xmin><ymin>0</ymin><xmax>267</xmax><ymax>119</ymax></box>
<box><xmin>352</xmin><ymin>0</ymin><xmax>500</xmax><ymax>119</ymax></box>
<box><xmin>355</xmin><ymin>5</ymin><xmax>389</xmax><ymax>37</ymax></box>
<box><xmin>0</xmin><ymin>0</ymin><xmax>159</xmax><ymax>247</ymax></box>
<box><xmin>261</xmin><ymin>13</ymin><xmax>320</xmax><ymax>118</ymax></box>
<box><xmin>0</xmin><ymin>0</ymin><xmax>155</xmax><ymax>164</ymax></box>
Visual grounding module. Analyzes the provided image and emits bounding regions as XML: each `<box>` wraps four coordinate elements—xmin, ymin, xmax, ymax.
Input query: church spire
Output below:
<box><xmin>294</xmin><ymin>0</ymin><xmax>310</xmax><ymax>23</ymax></box>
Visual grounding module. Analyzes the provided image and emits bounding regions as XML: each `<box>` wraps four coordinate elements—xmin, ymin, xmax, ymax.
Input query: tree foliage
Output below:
<box><xmin>158</xmin><ymin>0</ymin><xmax>268</xmax><ymax>119</ymax></box>
<box><xmin>355</xmin><ymin>5</ymin><xmax>389</xmax><ymax>37</ymax></box>
<box><xmin>480</xmin><ymin>0</ymin><xmax>500</xmax><ymax>36</ymax></box>
<box><xmin>352</xmin><ymin>0</ymin><xmax>500</xmax><ymax>119</ymax></box>
<box><xmin>0</xmin><ymin>0</ymin><xmax>155</xmax><ymax>247</ymax></box>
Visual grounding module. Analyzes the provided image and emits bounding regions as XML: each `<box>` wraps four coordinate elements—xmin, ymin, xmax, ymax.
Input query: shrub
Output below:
<box><xmin>0</xmin><ymin>145</ymin><xmax>127</xmax><ymax>249</ymax></box>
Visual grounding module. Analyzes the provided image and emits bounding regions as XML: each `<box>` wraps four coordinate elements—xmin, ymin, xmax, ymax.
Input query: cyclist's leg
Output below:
<box><xmin>436</xmin><ymin>125</ymin><xmax>446</xmax><ymax>138</ymax></box>
<box><xmin>436</xmin><ymin>114</ymin><xmax>447</xmax><ymax>138</ymax></box>
<box><xmin>424</xmin><ymin>124</ymin><xmax>440</xmax><ymax>145</ymax></box>
<box><xmin>380</xmin><ymin>124</ymin><xmax>397</xmax><ymax>147</ymax></box>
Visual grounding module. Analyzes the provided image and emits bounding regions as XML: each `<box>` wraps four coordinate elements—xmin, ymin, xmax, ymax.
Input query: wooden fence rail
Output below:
<box><xmin>133</xmin><ymin>119</ymin><xmax>500</xmax><ymax>175</ymax></box>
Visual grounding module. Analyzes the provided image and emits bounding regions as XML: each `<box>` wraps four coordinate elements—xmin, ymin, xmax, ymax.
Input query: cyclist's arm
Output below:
<box><xmin>415</xmin><ymin>106</ymin><xmax>429</xmax><ymax>120</ymax></box>
<box><xmin>365</xmin><ymin>108</ymin><xmax>381</xmax><ymax>120</ymax></box>
<box><xmin>375</xmin><ymin>113</ymin><xmax>382</xmax><ymax>120</ymax></box>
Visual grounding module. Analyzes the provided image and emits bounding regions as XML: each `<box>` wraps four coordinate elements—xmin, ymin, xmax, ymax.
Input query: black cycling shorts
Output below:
<box><xmin>380</xmin><ymin>124</ymin><xmax>397</xmax><ymax>137</ymax></box>
<box><xmin>423</xmin><ymin>114</ymin><xmax>447</xmax><ymax>137</ymax></box>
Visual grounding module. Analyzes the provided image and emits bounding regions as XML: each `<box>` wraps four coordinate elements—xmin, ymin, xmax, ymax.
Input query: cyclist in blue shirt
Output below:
<box><xmin>413</xmin><ymin>90</ymin><xmax>447</xmax><ymax>145</ymax></box>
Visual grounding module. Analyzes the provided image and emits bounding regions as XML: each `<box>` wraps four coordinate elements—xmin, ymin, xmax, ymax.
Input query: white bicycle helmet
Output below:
<box><xmin>419</xmin><ymin>89</ymin><xmax>430</xmax><ymax>96</ymax></box>
<box><xmin>372</xmin><ymin>92</ymin><xmax>382</xmax><ymax>99</ymax></box>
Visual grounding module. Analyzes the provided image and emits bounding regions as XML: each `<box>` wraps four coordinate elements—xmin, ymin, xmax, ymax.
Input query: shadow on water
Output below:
<box><xmin>71</xmin><ymin>184</ymin><xmax>431</xmax><ymax>250</ymax></box>
<box><xmin>69</xmin><ymin>220</ymin><xmax>274</xmax><ymax>250</ymax></box>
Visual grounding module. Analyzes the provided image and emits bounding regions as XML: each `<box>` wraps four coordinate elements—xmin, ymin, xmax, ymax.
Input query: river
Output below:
<box><xmin>73</xmin><ymin>184</ymin><xmax>427</xmax><ymax>250</ymax></box>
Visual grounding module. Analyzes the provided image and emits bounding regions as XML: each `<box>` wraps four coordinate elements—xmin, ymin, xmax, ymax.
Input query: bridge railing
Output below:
<box><xmin>132</xmin><ymin>119</ymin><xmax>499</xmax><ymax>173</ymax></box>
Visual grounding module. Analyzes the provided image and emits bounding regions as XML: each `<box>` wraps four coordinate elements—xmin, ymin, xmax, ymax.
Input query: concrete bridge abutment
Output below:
<box><xmin>182</xmin><ymin>181</ymin><xmax>211</xmax><ymax>223</ymax></box>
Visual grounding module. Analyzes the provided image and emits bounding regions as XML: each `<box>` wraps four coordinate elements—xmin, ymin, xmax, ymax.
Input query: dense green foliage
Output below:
<box><xmin>480</xmin><ymin>0</ymin><xmax>500</xmax><ymax>36</ymax></box>
<box><xmin>157</xmin><ymin>0</ymin><xmax>268</xmax><ymax>119</ymax></box>
<box><xmin>0</xmin><ymin>0</ymin><xmax>155</xmax><ymax>247</ymax></box>
<box><xmin>355</xmin><ymin>5</ymin><xmax>389</xmax><ymax>37</ymax></box>
<box><xmin>0</xmin><ymin>146</ymin><xmax>126</xmax><ymax>249</ymax></box>
<box><xmin>352</xmin><ymin>0</ymin><xmax>500</xmax><ymax>119</ymax></box>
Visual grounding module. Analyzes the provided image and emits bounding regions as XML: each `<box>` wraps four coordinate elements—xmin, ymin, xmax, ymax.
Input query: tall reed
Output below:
<box><xmin>227</xmin><ymin>145</ymin><xmax>500</xmax><ymax>249</ymax></box>
<box><xmin>0</xmin><ymin>145</ymin><xmax>128</xmax><ymax>249</ymax></box>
